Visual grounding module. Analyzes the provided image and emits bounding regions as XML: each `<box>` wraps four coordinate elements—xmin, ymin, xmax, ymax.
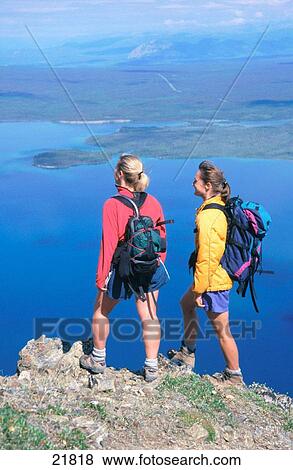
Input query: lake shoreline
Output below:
<box><xmin>33</xmin><ymin>152</ymin><xmax>293</xmax><ymax>170</ymax></box>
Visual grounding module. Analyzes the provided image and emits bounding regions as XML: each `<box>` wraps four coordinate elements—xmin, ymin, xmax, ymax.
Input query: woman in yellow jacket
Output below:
<box><xmin>170</xmin><ymin>160</ymin><xmax>243</xmax><ymax>384</ymax></box>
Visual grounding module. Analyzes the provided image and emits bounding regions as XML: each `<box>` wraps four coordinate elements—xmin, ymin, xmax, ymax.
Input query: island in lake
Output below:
<box><xmin>33</xmin><ymin>149</ymin><xmax>110</xmax><ymax>169</ymax></box>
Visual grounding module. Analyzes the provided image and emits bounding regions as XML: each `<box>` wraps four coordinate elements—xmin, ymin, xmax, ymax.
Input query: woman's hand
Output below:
<box><xmin>194</xmin><ymin>293</ymin><xmax>205</xmax><ymax>308</ymax></box>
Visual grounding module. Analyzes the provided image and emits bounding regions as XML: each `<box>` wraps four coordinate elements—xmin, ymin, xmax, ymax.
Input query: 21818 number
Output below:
<box><xmin>52</xmin><ymin>454</ymin><xmax>94</xmax><ymax>465</ymax></box>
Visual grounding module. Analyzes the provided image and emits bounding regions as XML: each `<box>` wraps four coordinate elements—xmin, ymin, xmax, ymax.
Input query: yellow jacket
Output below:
<box><xmin>192</xmin><ymin>195</ymin><xmax>233</xmax><ymax>294</ymax></box>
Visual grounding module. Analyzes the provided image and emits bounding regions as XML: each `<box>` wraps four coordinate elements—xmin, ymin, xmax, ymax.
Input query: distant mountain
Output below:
<box><xmin>126</xmin><ymin>32</ymin><xmax>293</xmax><ymax>64</ymax></box>
<box><xmin>128</xmin><ymin>40</ymin><xmax>172</xmax><ymax>59</ymax></box>
<box><xmin>126</xmin><ymin>37</ymin><xmax>248</xmax><ymax>64</ymax></box>
<box><xmin>1</xmin><ymin>29</ymin><xmax>292</xmax><ymax>67</ymax></box>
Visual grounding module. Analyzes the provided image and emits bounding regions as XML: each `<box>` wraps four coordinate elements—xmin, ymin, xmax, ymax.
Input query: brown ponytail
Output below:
<box><xmin>199</xmin><ymin>160</ymin><xmax>231</xmax><ymax>203</ymax></box>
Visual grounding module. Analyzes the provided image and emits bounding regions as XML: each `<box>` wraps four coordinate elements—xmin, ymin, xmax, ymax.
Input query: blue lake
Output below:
<box><xmin>0</xmin><ymin>121</ymin><xmax>292</xmax><ymax>395</ymax></box>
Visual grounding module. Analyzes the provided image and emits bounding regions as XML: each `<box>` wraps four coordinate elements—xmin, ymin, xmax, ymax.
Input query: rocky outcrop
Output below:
<box><xmin>0</xmin><ymin>336</ymin><xmax>292</xmax><ymax>450</ymax></box>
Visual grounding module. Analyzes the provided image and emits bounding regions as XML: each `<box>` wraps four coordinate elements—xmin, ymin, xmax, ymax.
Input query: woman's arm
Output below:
<box><xmin>156</xmin><ymin>202</ymin><xmax>167</xmax><ymax>263</ymax></box>
<box><xmin>96</xmin><ymin>199</ymin><xmax>119</xmax><ymax>290</ymax></box>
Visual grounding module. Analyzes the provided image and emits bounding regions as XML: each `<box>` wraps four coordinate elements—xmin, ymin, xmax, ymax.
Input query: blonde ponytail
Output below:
<box><xmin>116</xmin><ymin>154</ymin><xmax>149</xmax><ymax>191</ymax></box>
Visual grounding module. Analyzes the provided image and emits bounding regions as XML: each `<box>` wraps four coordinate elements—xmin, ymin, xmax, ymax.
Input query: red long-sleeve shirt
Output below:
<box><xmin>96</xmin><ymin>186</ymin><xmax>167</xmax><ymax>289</ymax></box>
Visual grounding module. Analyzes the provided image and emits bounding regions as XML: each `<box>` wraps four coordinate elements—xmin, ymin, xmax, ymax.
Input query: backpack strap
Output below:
<box><xmin>112</xmin><ymin>192</ymin><xmax>148</xmax><ymax>217</ymax></box>
<box><xmin>194</xmin><ymin>203</ymin><xmax>226</xmax><ymax>233</ymax></box>
<box><xmin>112</xmin><ymin>195</ymin><xmax>138</xmax><ymax>218</ymax></box>
<box><xmin>202</xmin><ymin>203</ymin><xmax>227</xmax><ymax>214</ymax></box>
<box><xmin>156</xmin><ymin>219</ymin><xmax>175</xmax><ymax>227</ymax></box>
<box><xmin>237</xmin><ymin>267</ymin><xmax>260</xmax><ymax>313</ymax></box>
<box><xmin>249</xmin><ymin>276</ymin><xmax>259</xmax><ymax>313</ymax></box>
<box><xmin>113</xmin><ymin>194</ymin><xmax>174</xmax><ymax>228</ymax></box>
<box><xmin>249</xmin><ymin>250</ymin><xmax>261</xmax><ymax>313</ymax></box>
<box><xmin>126</xmin><ymin>279</ymin><xmax>147</xmax><ymax>302</ymax></box>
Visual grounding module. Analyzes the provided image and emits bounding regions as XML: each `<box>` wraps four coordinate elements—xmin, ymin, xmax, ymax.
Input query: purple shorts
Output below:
<box><xmin>202</xmin><ymin>290</ymin><xmax>230</xmax><ymax>314</ymax></box>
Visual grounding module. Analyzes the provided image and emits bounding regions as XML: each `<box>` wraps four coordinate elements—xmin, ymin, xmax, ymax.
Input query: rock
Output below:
<box><xmin>249</xmin><ymin>383</ymin><xmax>292</xmax><ymax>412</ymax></box>
<box><xmin>119</xmin><ymin>403</ymin><xmax>132</xmax><ymax>410</ymax></box>
<box><xmin>72</xmin><ymin>416</ymin><xmax>96</xmax><ymax>428</ymax></box>
<box><xmin>18</xmin><ymin>371</ymin><xmax>31</xmax><ymax>383</ymax></box>
<box><xmin>66</xmin><ymin>381</ymin><xmax>83</xmax><ymax>392</ymax></box>
<box><xmin>142</xmin><ymin>386</ymin><xmax>155</xmax><ymax>396</ymax></box>
<box><xmin>57</xmin><ymin>341</ymin><xmax>83</xmax><ymax>372</ymax></box>
<box><xmin>186</xmin><ymin>423</ymin><xmax>209</xmax><ymax>441</ymax></box>
<box><xmin>1</xmin><ymin>340</ymin><xmax>292</xmax><ymax>451</ymax></box>
<box><xmin>225</xmin><ymin>394</ymin><xmax>235</xmax><ymax>400</ymax></box>
<box><xmin>50</xmin><ymin>415</ymin><xmax>69</xmax><ymax>424</ymax></box>
<box><xmin>17</xmin><ymin>336</ymin><xmax>63</xmax><ymax>372</ymax></box>
<box><xmin>239</xmin><ymin>431</ymin><xmax>255</xmax><ymax>448</ymax></box>
<box><xmin>66</xmin><ymin>341</ymin><xmax>84</xmax><ymax>359</ymax></box>
<box><xmin>89</xmin><ymin>374</ymin><xmax>116</xmax><ymax>392</ymax></box>
<box><xmin>5</xmin><ymin>375</ymin><xmax>23</xmax><ymax>389</ymax></box>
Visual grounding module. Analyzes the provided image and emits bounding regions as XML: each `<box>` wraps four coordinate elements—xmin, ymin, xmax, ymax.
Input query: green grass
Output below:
<box><xmin>159</xmin><ymin>374</ymin><xmax>236</xmax><ymax>436</ymax></box>
<box><xmin>0</xmin><ymin>405</ymin><xmax>53</xmax><ymax>450</ymax></box>
<box><xmin>159</xmin><ymin>374</ymin><xmax>228</xmax><ymax>416</ymax></box>
<box><xmin>283</xmin><ymin>416</ymin><xmax>293</xmax><ymax>432</ymax></box>
<box><xmin>205</xmin><ymin>424</ymin><xmax>216</xmax><ymax>443</ymax></box>
<box><xmin>82</xmin><ymin>402</ymin><xmax>107</xmax><ymax>420</ymax></box>
<box><xmin>59</xmin><ymin>428</ymin><xmax>88</xmax><ymax>450</ymax></box>
<box><xmin>176</xmin><ymin>410</ymin><xmax>198</xmax><ymax>427</ymax></box>
<box><xmin>0</xmin><ymin>405</ymin><xmax>90</xmax><ymax>450</ymax></box>
<box><xmin>234</xmin><ymin>388</ymin><xmax>281</xmax><ymax>414</ymax></box>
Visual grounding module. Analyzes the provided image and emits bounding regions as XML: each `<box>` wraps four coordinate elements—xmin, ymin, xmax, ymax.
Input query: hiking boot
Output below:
<box><xmin>211</xmin><ymin>367</ymin><xmax>244</xmax><ymax>386</ymax></box>
<box><xmin>79</xmin><ymin>354</ymin><xmax>106</xmax><ymax>374</ymax></box>
<box><xmin>168</xmin><ymin>344</ymin><xmax>195</xmax><ymax>369</ymax></box>
<box><xmin>143</xmin><ymin>366</ymin><xmax>159</xmax><ymax>383</ymax></box>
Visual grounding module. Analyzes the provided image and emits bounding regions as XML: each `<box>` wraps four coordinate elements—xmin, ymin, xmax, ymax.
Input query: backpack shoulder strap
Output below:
<box><xmin>202</xmin><ymin>203</ymin><xmax>227</xmax><ymax>214</ymax></box>
<box><xmin>111</xmin><ymin>194</ymin><xmax>140</xmax><ymax>218</ymax></box>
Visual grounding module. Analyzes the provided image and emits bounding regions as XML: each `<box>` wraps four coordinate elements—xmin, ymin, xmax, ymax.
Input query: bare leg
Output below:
<box><xmin>180</xmin><ymin>286</ymin><xmax>199</xmax><ymax>349</ymax></box>
<box><xmin>135</xmin><ymin>290</ymin><xmax>160</xmax><ymax>359</ymax></box>
<box><xmin>92</xmin><ymin>290</ymin><xmax>119</xmax><ymax>349</ymax></box>
<box><xmin>206</xmin><ymin>310</ymin><xmax>240</xmax><ymax>370</ymax></box>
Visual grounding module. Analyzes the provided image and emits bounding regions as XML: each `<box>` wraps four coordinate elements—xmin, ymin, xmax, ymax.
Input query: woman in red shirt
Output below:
<box><xmin>80</xmin><ymin>154</ymin><xmax>169</xmax><ymax>382</ymax></box>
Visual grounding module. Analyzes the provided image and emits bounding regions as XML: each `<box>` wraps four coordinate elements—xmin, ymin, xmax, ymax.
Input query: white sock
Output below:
<box><xmin>226</xmin><ymin>367</ymin><xmax>242</xmax><ymax>376</ymax></box>
<box><xmin>145</xmin><ymin>358</ymin><xmax>158</xmax><ymax>369</ymax></box>
<box><xmin>92</xmin><ymin>347</ymin><xmax>106</xmax><ymax>363</ymax></box>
